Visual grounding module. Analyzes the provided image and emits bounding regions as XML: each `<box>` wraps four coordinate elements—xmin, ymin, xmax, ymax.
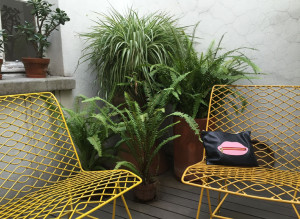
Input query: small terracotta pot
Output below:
<box><xmin>119</xmin><ymin>143</ymin><xmax>169</xmax><ymax>176</ymax></box>
<box><xmin>134</xmin><ymin>181</ymin><xmax>158</xmax><ymax>202</ymax></box>
<box><xmin>173</xmin><ymin>117</ymin><xmax>207</xmax><ymax>180</ymax></box>
<box><xmin>22</xmin><ymin>57</ymin><xmax>50</xmax><ymax>78</ymax></box>
<box><xmin>0</xmin><ymin>59</ymin><xmax>3</xmax><ymax>80</ymax></box>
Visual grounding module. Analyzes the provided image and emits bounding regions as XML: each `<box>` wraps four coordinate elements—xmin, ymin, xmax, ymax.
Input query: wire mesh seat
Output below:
<box><xmin>0</xmin><ymin>92</ymin><xmax>142</xmax><ymax>218</ymax></box>
<box><xmin>182</xmin><ymin>85</ymin><xmax>300</xmax><ymax>218</ymax></box>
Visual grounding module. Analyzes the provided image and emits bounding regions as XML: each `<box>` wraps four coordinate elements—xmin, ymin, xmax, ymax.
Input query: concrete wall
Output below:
<box><xmin>54</xmin><ymin>0</ymin><xmax>300</xmax><ymax>107</ymax></box>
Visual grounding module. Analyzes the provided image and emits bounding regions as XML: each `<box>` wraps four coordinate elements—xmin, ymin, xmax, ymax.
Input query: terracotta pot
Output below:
<box><xmin>0</xmin><ymin>59</ymin><xmax>3</xmax><ymax>80</ymax></box>
<box><xmin>119</xmin><ymin>143</ymin><xmax>169</xmax><ymax>176</ymax></box>
<box><xmin>134</xmin><ymin>181</ymin><xmax>158</xmax><ymax>202</ymax></box>
<box><xmin>22</xmin><ymin>57</ymin><xmax>50</xmax><ymax>78</ymax></box>
<box><xmin>173</xmin><ymin>117</ymin><xmax>208</xmax><ymax>180</ymax></box>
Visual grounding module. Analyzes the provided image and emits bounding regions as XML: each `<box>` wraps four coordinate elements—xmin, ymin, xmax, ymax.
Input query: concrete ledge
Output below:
<box><xmin>0</xmin><ymin>74</ymin><xmax>76</xmax><ymax>95</ymax></box>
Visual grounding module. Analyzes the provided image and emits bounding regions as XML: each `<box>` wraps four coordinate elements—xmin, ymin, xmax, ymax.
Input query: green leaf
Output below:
<box><xmin>87</xmin><ymin>134</ymin><xmax>102</xmax><ymax>157</ymax></box>
<box><xmin>115</xmin><ymin>161</ymin><xmax>141</xmax><ymax>177</ymax></box>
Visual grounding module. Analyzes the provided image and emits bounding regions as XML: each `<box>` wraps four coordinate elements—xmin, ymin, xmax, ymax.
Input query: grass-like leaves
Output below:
<box><xmin>81</xmin><ymin>8</ymin><xmax>186</xmax><ymax>98</ymax></box>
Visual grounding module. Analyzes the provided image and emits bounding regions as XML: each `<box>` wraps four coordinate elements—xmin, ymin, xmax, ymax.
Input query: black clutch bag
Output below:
<box><xmin>201</xmin><ymin>131</ymin><xmax>258</xmax><ymax>167</ymax></box>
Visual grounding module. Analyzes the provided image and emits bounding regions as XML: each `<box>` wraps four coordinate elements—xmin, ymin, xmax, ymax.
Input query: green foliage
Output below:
<box><xmin>63</xmin><ymin>95</ymin><xmax>117</xmax><ymax>171</ymax></box>
<box><xmin>84</xmin><ymin>80</ymin><xmax>200</xmax><ymax>185</ymax></box>
<box><xmin>0</xmin><ymin>29</ymin><xmax>8</xmax><ymax>54</ymax></box>
<box><xmin>80</xmin><ymin>7</ymin><xmax>187</xmax><ymax>99</ymax></box>
<box><xmin>152</xmin><ymin>33</ymin><xmax>260</xmax><ymax>118</ymax></box>
<box><xmin>15</xmin><ymin>0</ymin><xmax>70</xmax><ymax>58</ymax></box>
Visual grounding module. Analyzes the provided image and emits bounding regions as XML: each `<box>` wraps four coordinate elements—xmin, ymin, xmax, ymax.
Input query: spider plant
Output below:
<box><xmin>80</xmin><ymin>7</ymin><xmax>186</xmax><ymax>99</ymax></box>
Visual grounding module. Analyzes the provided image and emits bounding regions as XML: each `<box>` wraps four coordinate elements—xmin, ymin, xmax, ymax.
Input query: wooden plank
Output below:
<box><xmin>160</xmin><ymin>173</ymin><xmax>295</xmax><ymax>217</ymax></box>
<box><xmin>148</xmin><ymin>198</ymin><xmax>197</xmax><ymax>218</ymax></box>
<box><xmin>87</xmin><ymin>202</ymin><xmax>157</xmax><ymax>219</ymax></box>
<box><xmin>158</xmin><ymin>191</ymin><xmax>264</xmax><ymax>219</ymax></box>
<box><xmin>160</xmin><ymin>185</ymin><xmax>295</xmax><ymax>219</ymax></box>
<box><xmin>159</xmin><ymin>172</ymin><xmax>292</xmax><ymax>208</ymax></box>
<box><xmin>124</xmin><ymin>197</ymin><xmax>193</xmax><ymax>219</ymax></box>
<box><xmin>78</xmin><ymin>204</ymin><xmax>125</xmax><ymax>219</ymax></box>
<box><xmin>158</xmin><ymin>172</ymin><xmax>295</xmax><ymax>219</ymax></box>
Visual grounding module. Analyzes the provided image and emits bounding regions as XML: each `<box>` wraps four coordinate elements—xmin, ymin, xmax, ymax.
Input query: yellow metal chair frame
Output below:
<box><xmin>0</xmin><ymin>92</ymin><xmax>142</xmax><ymax>218</ymax></box>
<box><xmin>182</xmin><ymin>85</ymin><xmax>299</xmax><ymax>218</ymax></box>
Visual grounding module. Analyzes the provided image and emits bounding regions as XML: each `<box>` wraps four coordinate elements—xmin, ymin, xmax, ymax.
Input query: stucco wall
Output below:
<box><xmin>56</xmin><ymin>0</ymin><xmax>300</xmax><ymax>107</ymax></box>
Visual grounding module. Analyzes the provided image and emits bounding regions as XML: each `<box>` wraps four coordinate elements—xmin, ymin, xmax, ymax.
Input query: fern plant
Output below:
<box><xmin>83</xmin><ymin>78</ymin><xmax>200</xmax><ymax>185</ymax></box>
<box><xmin>80</xmin><ymin>7</ymin><xmax>186</xmax><ymax>99</ymax></box>
<box><xmin>151</xmin><ymin>34</ymin><xmax>260</xmax><ymax>118</ymax></box>
<box><xmin>63</xmin><ymin>95</ymin><xmax>118</xmax><ymax>171</ymax></box>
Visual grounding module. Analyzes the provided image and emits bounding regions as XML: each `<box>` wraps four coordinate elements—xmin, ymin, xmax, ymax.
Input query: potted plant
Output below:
<box><xmin>15</xmin><ymin>0</ymin><xmax>70</xmax><ymax>78</ymax></box>
<box><xmin>152</xmin><ymin>34</ymin><xmax>261</xmax><ymax>179</ymax></box>
<box><xmin>0</xmin><ymin>29</ymin><xmax>8</xmax><ymax>80</ymax></box>
<box><xmin>80</xmin><ymin>8</ymin><xmax>187</xmax><ymax>101</ymax></box>
<box><xmin>63</xmin><ymin>95</ymin><xmax>118</xmax><ymax>171</ymax></box>
<box><xmin>83</xmin><ymin>78</ymin><xmax>200</xmax><ymax>202</ymax></box>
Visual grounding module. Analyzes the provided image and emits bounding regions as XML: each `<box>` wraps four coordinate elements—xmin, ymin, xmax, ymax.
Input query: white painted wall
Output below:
<box><xmin>55</xmin><ymin>0</ymin><xmax>300</xmax><ymax>107</ymax></box>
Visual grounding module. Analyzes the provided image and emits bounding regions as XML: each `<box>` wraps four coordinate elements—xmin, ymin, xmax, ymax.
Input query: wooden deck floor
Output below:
<box><xmin>90</xmin><ymin>171</ymin><xmax>295</xmax><ymax>219</ymax></box>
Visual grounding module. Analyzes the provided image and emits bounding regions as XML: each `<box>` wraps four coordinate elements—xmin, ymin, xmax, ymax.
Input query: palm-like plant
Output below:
<box><xmin>80</xmin><ymin>8</ymin><xmax>186</xmax><ymax>99</ymax></box>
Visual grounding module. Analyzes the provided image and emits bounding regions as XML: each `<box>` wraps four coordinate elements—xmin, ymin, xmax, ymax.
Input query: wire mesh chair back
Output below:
<box><xmin>207</xmin><ymin>85</ymin><xmax>299</xmax><ymax>171</ymax></box>
<box><xmin>0</xmin><ymin>92</ymin><xmax>81</xmax><ymax>205</ymax></box>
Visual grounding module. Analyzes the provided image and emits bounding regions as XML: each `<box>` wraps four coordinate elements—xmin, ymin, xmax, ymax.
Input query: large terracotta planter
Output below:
<box><xmin>22</xmin><ymin>57</ymin><xmax>50</xmax><ymax>78</ymax></box>
<box><xmin>173</xmin><ymin>117</ymin><xmax>208</xmax><ymax>180</ymax></box>
<box><xmin>0</xmin><ymin>59</ymin><xmax>3</xmax><ymax>80</ymax></box>
<box><xmin>134</xmin><ymin>181</ymin><xmax>158</xmax><ymax>202</ymax></box>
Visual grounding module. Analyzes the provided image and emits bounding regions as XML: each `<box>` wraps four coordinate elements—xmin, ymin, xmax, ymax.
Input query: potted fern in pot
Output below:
<box><xmin>152</xmin><ymin>34</ymin><xmax>261</xmax><ymax>179</ymax></box>
<box><xmin>15</xmin><ymin>0</ymin><xmax>70</xmax><ymax>78</ymax></box>
<box><xmin>83</xmin><ymin>79</ymin><xmax>200</xmax><ymax>202</ymax></box>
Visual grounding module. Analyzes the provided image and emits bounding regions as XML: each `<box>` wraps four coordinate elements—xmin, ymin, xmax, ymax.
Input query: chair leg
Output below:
<box><xmin>112</xmin><ymin>185</ymin><xmax>117</xmax><ymax>219</ymax></box>
<box><xmin>292</xmin><ymin>187</ymin><xmax>300</xmax><ymax>219</ymax></box>
<box><xmin>217</xmin><ymin>192</ymin><xmax>221</xmax><ymax>214</ymax></box>
<box><xmin>206</xmin><ymin>189</ymin><xmax>213</xmax><ymax>218</ymax></box>
<box><xmin>120</xmin><ymin>194</ymin><xmax>132</xmax><ymax>219</ymax></box>
<box><xmin>216</xmin><ymin>179</ymin><xmax>228</xmax><ymax>215</ymax></box>
<box><xmin>117</xmin><ymin>184</ymin><xmax>133</xmax><ymax>219</ymax></box>
<box><xmin>292</xmin><ymin>204</ymin><xmax>300</xmax><ymax>219</ymax></box>
<box><xmin>212</xmin><ymin>193</ymin><xmax>231</xmax><ymax>219</ymax></box>
<box><xmin>196</xmin><ymin>188</ymin><xmax>205</xmax><ymax>219</ymax></box>
<box><xmin>112</xmin><ymin>198</ymin><xmax>116</xmax><ymax>219</ymax></box>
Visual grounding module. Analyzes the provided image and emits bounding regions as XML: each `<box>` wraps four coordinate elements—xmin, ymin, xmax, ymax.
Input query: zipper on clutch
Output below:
<box><xmin>220</xmin><ymin>147</ymin><xmax>247</xmax><ymax>153</ymax></box>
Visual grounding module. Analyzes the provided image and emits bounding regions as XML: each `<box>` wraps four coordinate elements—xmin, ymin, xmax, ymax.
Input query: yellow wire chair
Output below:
<box><xmin>182</xmin><ymin>85</ymin><xmax>300</xmax><ymax>219</ymax></box>
<box><xmin>0</xmin><ymin>92</ymin><xmax>142</xmax><ymax>219</ymax></box>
